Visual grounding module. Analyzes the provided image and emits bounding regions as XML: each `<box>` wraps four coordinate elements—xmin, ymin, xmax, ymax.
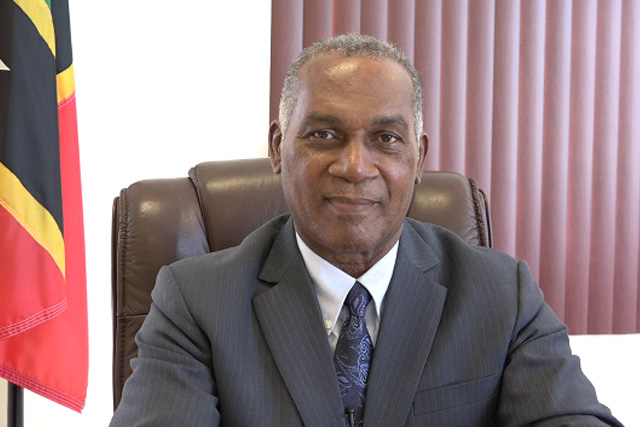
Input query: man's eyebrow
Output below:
<box><xmin>301</xmin><ymin>113</ymin><xmax>343</xmax><ymax>127</ymax></box>
<box><xmin>372</xmin><ymin>115</ymin><xmax>410</xmax><ymax>131</ymax></box>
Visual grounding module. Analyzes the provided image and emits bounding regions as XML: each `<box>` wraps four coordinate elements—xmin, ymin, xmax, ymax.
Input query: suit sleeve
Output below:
<box><xmin>496</xmin><ymin>261</ymin><xmax>622</xmax><ymax>426</ymax></box>
<box><xmin>110</xmin><ymin>266</ymin><xmax>220</xmax><ymax>426</ymax></box>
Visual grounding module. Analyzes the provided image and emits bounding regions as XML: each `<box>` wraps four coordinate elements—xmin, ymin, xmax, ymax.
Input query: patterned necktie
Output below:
<box><xmin>334</xmin><ymin>282</ymin><xmax>373</xmax><ymax>427</ymax></box>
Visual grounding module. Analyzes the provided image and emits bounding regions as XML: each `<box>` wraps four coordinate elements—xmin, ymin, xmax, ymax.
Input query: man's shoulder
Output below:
<box><xmin>143</xmin><ymin>215</ymin><xmax>296</xmax><ymax>335</ymax></box>
<box><xmin>168</xmin><ymin>214</ymin><xmax>292</xmax><ymax>280</ymax></box>
<box><xmin>403</xmin><ymin>217</ymin><xmax>520</xmax><ymax>280</ymax></box>
<box><xmin>404</xmin><ymin>217</ymin><xmax>506</xmax><ymax>256</ymax></box>
<box><xmin>402</xmin><ymin>219</ymin><xmax>530</xmax><ymax>323</ymax></box>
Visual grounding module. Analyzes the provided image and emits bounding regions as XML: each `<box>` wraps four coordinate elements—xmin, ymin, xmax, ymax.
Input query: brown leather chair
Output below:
<box><xmin>111</xmin><ymin>157</ymin><xmax>492</xmax><ymax>409</ymax></box>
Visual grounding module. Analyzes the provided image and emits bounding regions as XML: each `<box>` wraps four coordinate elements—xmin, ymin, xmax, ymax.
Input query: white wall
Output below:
<box><xmin>0</xmin><ymin>382</ymin><xmax>5</xmax><ymax>427</ymax></box>
<box><xmin>568</xmin><ymin>334</ymin><xmax>640</xmax><ymax>426</ymax></box>
<box><xmin>18</xmin><ymin>1</ymin><xmax>272</xmax><ymax>425</ymax></box>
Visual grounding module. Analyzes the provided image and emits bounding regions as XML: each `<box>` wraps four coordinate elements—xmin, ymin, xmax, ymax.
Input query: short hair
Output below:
<box><xmin>278</xmin><ymin>33</ymin><xmax>424</xmax><ymax>142</ymax></box>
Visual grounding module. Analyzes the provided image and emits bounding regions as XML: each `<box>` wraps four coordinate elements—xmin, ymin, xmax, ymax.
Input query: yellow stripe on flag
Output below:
<box><xmin>57</xmin><ymin>64</ymin><xmax>75</xmax><ymax>104</ymax></box>
<box><xmin>0</xmin><ymin>162</ymin><xmax>65</xmax><ymax>276</ymax></box>
<box><xmin>13</xmin><ymin>0</ymin><xmax>56</xmax><ymax>57</ymax></box>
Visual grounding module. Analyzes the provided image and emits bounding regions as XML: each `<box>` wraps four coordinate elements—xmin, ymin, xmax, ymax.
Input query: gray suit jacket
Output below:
<box><xmin>111</xmin><ymin>215</ymin><xmax>621</xmax><ymax>426</ymax></box>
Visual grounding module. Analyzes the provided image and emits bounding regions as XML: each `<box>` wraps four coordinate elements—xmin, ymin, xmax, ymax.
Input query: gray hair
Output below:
<box><xmin>278</xmin><ymin>33</ymin><xmax>424</xmax><ymax>142</ymax></box>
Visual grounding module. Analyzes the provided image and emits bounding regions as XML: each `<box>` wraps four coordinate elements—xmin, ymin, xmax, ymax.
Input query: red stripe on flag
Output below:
<box><xmin>0</xmin><ymin>207</ymin><xmax>67</xmax><ymax>340</ymax></box>
<box><xmin>59</xmin><ymin>90</ymin><xmax>89</xmax><ymax>408</ymax></box>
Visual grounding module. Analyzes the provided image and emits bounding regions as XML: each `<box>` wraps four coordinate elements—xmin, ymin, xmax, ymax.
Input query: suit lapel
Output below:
<box><xmin>365</xmin><ymin>223</ymin><xmax>447</xmax><ymax>427</ymax></box>
<box><xmin>253</xmin><ymin>219</ymin><xmax>345</xmax><ymax>427</ymax></box>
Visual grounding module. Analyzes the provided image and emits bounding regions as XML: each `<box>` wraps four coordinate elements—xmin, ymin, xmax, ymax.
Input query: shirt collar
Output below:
<box><xmin>295</xmin><ymin>232</ymin><xmax>398</xmax><ymax>332</ymax></box>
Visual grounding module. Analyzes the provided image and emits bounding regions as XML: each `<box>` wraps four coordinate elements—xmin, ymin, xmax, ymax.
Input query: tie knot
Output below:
<box><xmin>345</xmin><ymin>282</ymin><xmax>371</xmax><ymax>318</ymax></box>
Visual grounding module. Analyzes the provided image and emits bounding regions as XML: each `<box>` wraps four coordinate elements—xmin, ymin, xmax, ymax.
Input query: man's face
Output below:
<box><xmin>270</xmin><ymin>53</ymin><xmax>427</xmax><ymax>274</ymax></box>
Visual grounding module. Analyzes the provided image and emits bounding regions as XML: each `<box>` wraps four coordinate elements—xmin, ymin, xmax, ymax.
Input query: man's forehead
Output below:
<box><xmin>294</xmin><ymin>55</ymin><xmax>413</xmax><ymax>106</ymax></box>
<box><xmin>286</xmin><ymin>54</ymin><xmax>414</xmax><ymax>132</ymax></box>
<box><xmin>298</xmin><ymin>52</ymin><xmax>411</xmax><ymax>85</ymax></box>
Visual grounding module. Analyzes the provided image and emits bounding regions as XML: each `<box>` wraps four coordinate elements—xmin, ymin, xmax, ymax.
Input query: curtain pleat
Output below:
<box><xmin>270</xmin><ymin>0</ymin><xmax>640</xmax><ymax>334</ymax></box>
<box><xmin>465</xmin><ymin>0</ymin><xmax>494</xmax><ymax>194</ymax></box>
<box><xmin>440</xmin><ymin>0</ymin><xmax>468</xmax><ymax>173</ymax></box>
<box><xmin>490</xmin><ymin>0</ymin><xmax>520</xmax><ymax>255</ymax></box>
<box><xmin>539</xmin><ymin>0</ymin><xmax>572</xmax><ymax>321</ymax></box>
<box><xmin>566</xmin><ymin>1</ymin><xmax>597</xmax><ymax>333</ymax></box>
<box><xmin>303</xmin><ymin>0</ymin><xmax>333</xmax><ymax>47</ymax></box>
<box><xmin>515</xmin><ymin>0</ymin><xmax>545</xmax><ymax>283</ymax></box>
<box><xmin>614</xmin><ymin>0</ymin><xmax>640</xmax><ymax>333</ymax></box>
<box><xmin>333</xmin><ymin>0</ymin><xmax>360</xmax><ymax>35</ymax></box>
<box><xmin>270</xmin><ymin>0</ymin><xmax>304</xmax><ymax>122</ymax></box>
<box><xmin>361</xmin><ymin>0</ymin><xmax>388</xmax><ymax>39</ymax></box>
<box><xmin>589</xmin><ymin>1</ymin><xmax>622</xmax><ymax>333</ymax></box>
<box><xmin>415</xmin><ymin>0</ymin><xmax>441</xmax><ymax>171</ymax></box>
<box><xmin>387</xmin><ymin>0</ymin><xmax>415</xmax><ymax>61</ymax></box>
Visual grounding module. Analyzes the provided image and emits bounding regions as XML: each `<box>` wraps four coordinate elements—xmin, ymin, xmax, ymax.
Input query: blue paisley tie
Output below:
<box><xmin>334</xmin><ymin>282</ymin><xmax>373</xmax><ymax>427</ymax></box>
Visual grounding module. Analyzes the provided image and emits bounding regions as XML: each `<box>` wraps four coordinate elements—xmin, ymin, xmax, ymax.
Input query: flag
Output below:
<box><xmin>0</xmin><ymin>0</ymin><xmax>88</xmax><ymax>412</ymax></box>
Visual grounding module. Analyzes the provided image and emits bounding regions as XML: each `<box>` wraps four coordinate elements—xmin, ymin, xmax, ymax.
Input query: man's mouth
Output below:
<box><xmin>325</xmin><ymin>196</ymin><xmax>377</xmax><ymax>214</ymax></box>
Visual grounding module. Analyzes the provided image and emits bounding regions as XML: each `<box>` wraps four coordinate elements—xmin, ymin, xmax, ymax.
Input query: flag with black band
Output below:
<box><xmin>0</xmin><ymin>0</ymin><xmax>88</xmax><ymax>412</ymax></box>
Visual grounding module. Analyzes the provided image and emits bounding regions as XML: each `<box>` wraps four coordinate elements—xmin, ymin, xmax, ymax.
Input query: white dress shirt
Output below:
<box><xmin>295</xmin><ymin>233</ymin><xmax>399</xmax><ymax>353</ymax></box>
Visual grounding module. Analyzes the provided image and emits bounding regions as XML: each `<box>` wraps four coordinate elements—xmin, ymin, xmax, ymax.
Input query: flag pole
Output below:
<box><xmin>7</xmin><ymin>382</ymin><xmax>24</xmax><ymax>427</ymax></box>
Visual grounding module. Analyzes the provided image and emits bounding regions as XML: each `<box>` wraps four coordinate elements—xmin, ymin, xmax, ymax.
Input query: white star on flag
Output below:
<box><xmin>0</xmin><ymin>57</ymin><xmax>9</xmax><ymax>71</ymax></box>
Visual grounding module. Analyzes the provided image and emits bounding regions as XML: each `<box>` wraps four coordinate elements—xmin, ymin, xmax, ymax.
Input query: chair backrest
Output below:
<box><xmin>111</xmin><ymin>157</ymin><xmax>492</xmax><ymax>408</ymax></box>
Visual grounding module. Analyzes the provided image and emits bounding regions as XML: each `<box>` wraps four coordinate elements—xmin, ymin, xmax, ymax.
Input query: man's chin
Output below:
<box><xmin>318</xmin><ymin>232</ymin><xmax>386</xmax><ymax>255</ymax></box>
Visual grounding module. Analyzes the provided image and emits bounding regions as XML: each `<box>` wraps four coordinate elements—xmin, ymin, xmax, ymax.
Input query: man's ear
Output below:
<box><xmin>415</xmin><ymin>132</ymin><xmax>429</xmax><ymax>184</ymax></box>
<box><xmin>268</xmin><ymin>120</ymin><xmax>283</xmax><ymax>174</ymax></box>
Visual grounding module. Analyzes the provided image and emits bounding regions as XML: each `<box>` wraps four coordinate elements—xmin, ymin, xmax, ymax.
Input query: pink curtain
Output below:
<box><xmin>270</xmin><ymin>0</ymin><xmax>640</xmax><ymax>334</ymax></box>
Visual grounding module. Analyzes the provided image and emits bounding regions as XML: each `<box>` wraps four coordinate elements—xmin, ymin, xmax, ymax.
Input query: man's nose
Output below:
<box><xmin>328</xmin><ymin>138</ymin><xmax>379</xmax><ymax>182</ymax></box>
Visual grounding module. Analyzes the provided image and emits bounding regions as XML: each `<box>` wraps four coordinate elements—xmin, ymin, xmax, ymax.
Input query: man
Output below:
<box><xmin>111</xmin><ymin>34</ymin><xmax>621</xmax><ymax>426</ymax></box>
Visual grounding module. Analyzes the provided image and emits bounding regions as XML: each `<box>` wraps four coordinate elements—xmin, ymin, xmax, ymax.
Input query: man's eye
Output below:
<box><xmin>379</xmin><ymin>133</ymin><xmax>399</xmax><ymax>143</ymax></box>
<box><xmin>311</xmin><ymin>130</ymin><xmax>333</xmax><ymax>140</ymax></box>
